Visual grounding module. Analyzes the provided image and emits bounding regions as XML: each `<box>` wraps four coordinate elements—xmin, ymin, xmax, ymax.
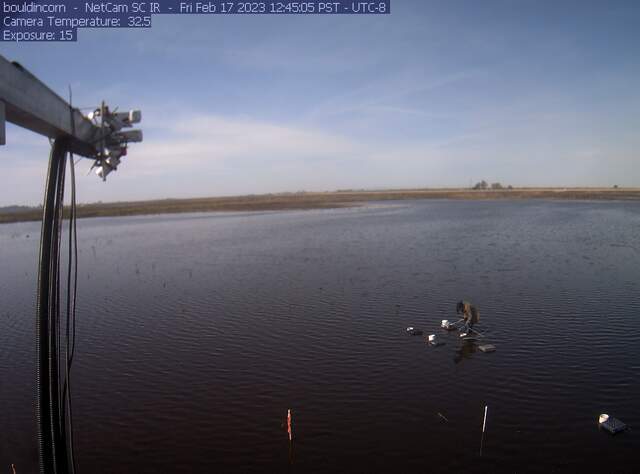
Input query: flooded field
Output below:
<box><xmin>1</xmin><ymin>199</ymin><xmax>639</xmax><ymax>473</ymax></box>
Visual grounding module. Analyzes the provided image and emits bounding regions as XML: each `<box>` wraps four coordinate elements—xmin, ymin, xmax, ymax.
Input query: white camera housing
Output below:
<box><xmin>112</xmin><ymin>110</ymin><xmax>142</xmax><ymax>125</ymax></box>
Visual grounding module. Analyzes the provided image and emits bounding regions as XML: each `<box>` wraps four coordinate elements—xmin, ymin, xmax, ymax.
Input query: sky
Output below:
<box><xmin>1</xmin><ymin>0</ymin><xmax>639</xmax><ymax>205</ymax></box>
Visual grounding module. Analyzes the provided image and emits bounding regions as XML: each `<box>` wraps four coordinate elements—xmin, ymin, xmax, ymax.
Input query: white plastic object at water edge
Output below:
<box><xmin>441</xmin><ymin>320</ymin><xmax>449</xmax><ymax>328</ymax></box>
<box><xmin>406</xmin><ymin>327</ymin><xmax>414</xmax><ymax>332</ymax></box>
<box><xmin>599</xmin><ymin>414</ymin><xmax>609</xmax><ymax>424</ymax></box>
<box><xmin>428</xmin><ymin>334</ymin><xmax>436</xmax><ymax>342</ymax></box>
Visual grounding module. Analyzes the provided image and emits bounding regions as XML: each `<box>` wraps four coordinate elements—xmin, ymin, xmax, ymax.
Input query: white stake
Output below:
<box><xmin>482</xmin><ymin>405</ymin><xmax>488</xmax><ymax>433</ymax></box>
<box><xmin>480</xmin><ymin>405</ymin><xmax>488</xmax><ymax>456</ymax></box>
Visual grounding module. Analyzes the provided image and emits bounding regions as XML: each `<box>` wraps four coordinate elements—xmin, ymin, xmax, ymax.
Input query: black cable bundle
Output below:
<box><xmin>62</xmin><ymin>152</ymin><xmax>79</xmax><ymax>474</ymax></box>
<box><xmin>36</xmin><ymin>137</ymin><xmax>78</xmax><ymax>474</ymax></box>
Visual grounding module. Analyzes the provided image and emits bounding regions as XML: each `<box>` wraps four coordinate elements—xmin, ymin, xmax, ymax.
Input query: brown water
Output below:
<box><xmin>1</xmin><ymin>200</ymin><xmax>639</xmax><ymax>473</ymax></box>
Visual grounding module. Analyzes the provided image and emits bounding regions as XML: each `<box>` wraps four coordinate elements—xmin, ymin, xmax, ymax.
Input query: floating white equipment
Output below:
<box><xmin>598</xmin><ymin>413</ymin><xmax>626</xmax><ymax>434</ymax></box>
<box><xmin>441</xmin><ymin>319</ymin><xmax>463</xmax><ymax>331</ymax></box>
<box><xmin>478</xmin><ymin>344</ymin><xmax>496</xmax><ymax>353</ymax></box>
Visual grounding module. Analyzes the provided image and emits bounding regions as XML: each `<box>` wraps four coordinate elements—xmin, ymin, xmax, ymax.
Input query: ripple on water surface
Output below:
<box><xmin>1</xmin><ymin>200</ymin><xmax>639</xmax><ymax>473</ymax></box>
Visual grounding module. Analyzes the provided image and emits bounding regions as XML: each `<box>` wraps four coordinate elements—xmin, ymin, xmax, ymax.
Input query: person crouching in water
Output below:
<box><xmin>456</xmin><ymin>300</ymin><xmax>480</xmax><ymax>337</ymax></box>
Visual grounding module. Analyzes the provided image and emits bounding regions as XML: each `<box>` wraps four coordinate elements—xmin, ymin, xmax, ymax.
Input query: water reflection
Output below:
<box><xmin>453</xmin><ymin>338</ymin><xmax>478</xmax><ymax>365</ymax></box>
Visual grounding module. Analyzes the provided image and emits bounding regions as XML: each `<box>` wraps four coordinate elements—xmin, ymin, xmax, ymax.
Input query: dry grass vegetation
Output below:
<box><xmin>2</xmin><ymin>187</ymin><xmax>639</xmax><ymax>224</ymax></box>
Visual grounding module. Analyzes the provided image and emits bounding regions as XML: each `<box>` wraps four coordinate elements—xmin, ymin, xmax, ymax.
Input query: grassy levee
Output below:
<box><xmin>2</xmin><ymin>187</ymin><xmax>639</xmax><ymax>224</ymax></box>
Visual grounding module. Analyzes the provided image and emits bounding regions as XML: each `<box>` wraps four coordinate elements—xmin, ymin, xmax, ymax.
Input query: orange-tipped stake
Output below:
<box><xmin>287</xmin><ymin>409</ymin><xmax>292</xmax><ymax>442</ymax></box>
<box><xmin>11</xmin><ymin>464</ymin><xmax>16</xmax><ymax>474</ymax></box>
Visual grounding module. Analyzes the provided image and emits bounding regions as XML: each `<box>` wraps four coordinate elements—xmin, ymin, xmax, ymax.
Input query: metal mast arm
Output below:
<box><xmin>0</xmin><ymin>55</ymin><xmax>101</xmax><ymax>157</ymax></box>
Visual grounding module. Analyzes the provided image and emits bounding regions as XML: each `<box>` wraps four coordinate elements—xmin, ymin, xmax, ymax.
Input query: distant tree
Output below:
<box><xmin>473</xmin><ymin>180</ymin><xmax>488</xmax><ymax>190</ymax></box>
<box><xmin>491</xmin><ymin>182</ymin><xmax>503</xmax><ymax>190</ymax></box>
<box><xmin>613</xmin><ymin>184</ymin><xmax>619</xmax><ymax>189</ymax></box>
<box><xmin>507</xmin><ymin>185</ymin><xmax>514</xmax><ymax>190</ymax></box>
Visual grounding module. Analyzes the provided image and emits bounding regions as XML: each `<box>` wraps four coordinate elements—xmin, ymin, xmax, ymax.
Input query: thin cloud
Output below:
<box><xmin>136</xmin><ymin>114</ymin><xmax>362</xmax><ymax>170</ymax></box>
<box><xmin>305</xmin><ymin>69</ymin><xmax>483</xmax><ymax>122</ymax></box>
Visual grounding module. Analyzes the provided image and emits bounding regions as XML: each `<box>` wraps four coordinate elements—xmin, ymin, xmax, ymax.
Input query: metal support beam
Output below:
<box><xmin>0</xmin><ymin>55</ymin><xmax>101</xmax><ymax>157</ymax></box>
<box><xmin>0</xmin><ymin>100</ymin><xmax>5</xmax><ymax>146</ymax></box>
